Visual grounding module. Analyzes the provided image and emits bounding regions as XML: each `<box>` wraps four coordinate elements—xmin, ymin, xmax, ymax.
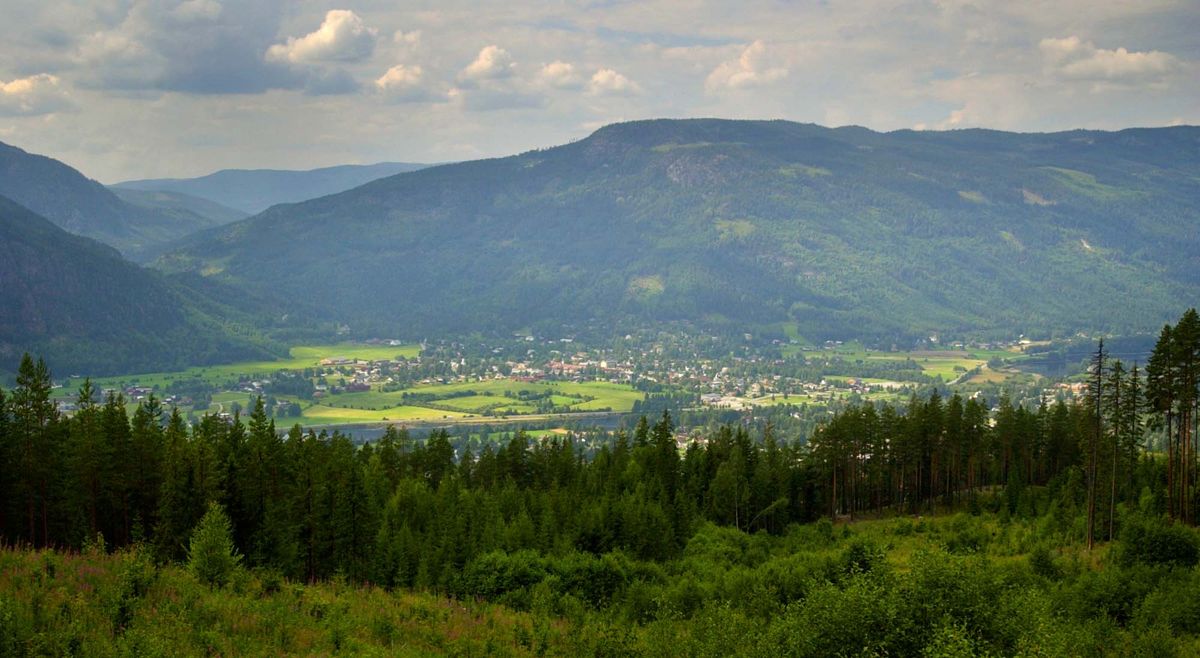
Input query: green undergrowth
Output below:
<box><xmin>4</xmin><ymin>508</ymin><xmax>1200</xmax><ymax>656</ymax></box>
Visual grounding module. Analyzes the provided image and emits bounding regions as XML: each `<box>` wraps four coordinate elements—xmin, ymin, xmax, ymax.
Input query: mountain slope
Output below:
<box><xmin>0</xmin><ymin>141</ymin><xmax>221</xmax><ymax>260</ymax></box>
<box><xmin>0</xmin><ymin>195</ymin><xmax>278</xmax><ymax>375</ymax></box>
<box><xmin>158</xmin><ymin>119</ymin><xmax>1200</xmax><ymax>342</ymax></box>
<box><xmin>112</xmin><ymin>187</ymin><xmax>248</xmax><ymax>225</ymax></box>
<box><xmin>114</xmin><ymin>162</ymin><xmax>430</xmax><ymax>215</ymax></box>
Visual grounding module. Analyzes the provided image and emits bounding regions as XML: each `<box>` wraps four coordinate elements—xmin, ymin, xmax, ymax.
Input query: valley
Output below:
<box><xmin>45</xmin><ymin>332</ymin><xmax>1050</xmax><ymax>435</ymax></box>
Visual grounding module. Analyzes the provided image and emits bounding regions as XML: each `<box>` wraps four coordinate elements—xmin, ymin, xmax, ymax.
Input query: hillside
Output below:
<box><xmin>114</xmin><ymin>161</ymin><xmax>430</xmax><ymax>215</ymax></box>
<box><xmin>0</xmin><ymin>195</ymin><xmax>278</xmax><ymax>374</ymax></box>
<box><xmin>112</xmin><ymin>187</ymin><xmax>247</xmax><ymax>226</ymax></box>
<box><xmin>0</xmin><ymin>141</ymin><xmax>225</xmax><ymax>261</ymax></box>
<box><xmin>159</xmin><ymin>119</ymin><xmax>1200</xmax><ymax>343</ymax></box>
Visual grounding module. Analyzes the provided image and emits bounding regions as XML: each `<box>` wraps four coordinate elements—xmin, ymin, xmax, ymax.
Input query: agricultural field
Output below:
<box><xmin>321</xmin><ymin>379</ymin><xmax>641</xmax><ymax>417</ymax></box>
<box><xmin>61</xmin><ymin>342</ymin><xmax>421</xmax><ymax>391</ymax></box>
<box><xmin>51</xmin><ymin>342</ymin><xmax>645</xmax><ymax>429</ymax></box>
<box><xmin>811</xmin><ymin>343</ymin><xmax>1029</xmax><ymax>384</ymax></box>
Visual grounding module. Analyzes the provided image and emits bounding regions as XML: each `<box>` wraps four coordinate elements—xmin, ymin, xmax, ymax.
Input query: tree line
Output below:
<box><xmin>0</xmin><ymin>310</ymin><xmax>1195</xmax><ymax>585</ymax></box>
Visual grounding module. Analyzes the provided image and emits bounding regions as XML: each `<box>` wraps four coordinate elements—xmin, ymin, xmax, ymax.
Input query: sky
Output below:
<box><xmin>0</xmin><ymin>0</ymin><xmax>1196</xmax><ymax>183</ymax></box>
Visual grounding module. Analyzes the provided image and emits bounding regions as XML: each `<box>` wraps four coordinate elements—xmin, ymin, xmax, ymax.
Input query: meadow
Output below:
<box><xmin>49</xmin><ymin>342</ymin><xmax>644</xmax><ymax>427</ymax></box>
<box><xmin>61</xmin><ymin>342</ymin><xmax>421</xmax><ymax>391</ymax></box>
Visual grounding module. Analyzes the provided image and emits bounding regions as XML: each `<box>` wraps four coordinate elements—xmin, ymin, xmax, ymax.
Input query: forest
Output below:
<box><xmin>2</xmin><ymin>310</ymin><xmax>1200</xmax><ymax>655</ymax></box>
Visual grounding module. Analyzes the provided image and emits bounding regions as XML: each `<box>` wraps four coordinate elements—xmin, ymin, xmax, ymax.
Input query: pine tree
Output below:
<box><xmin>11</xmin><ymin>354</ymin><xmax>58</xmax><ymax>546</ymax></box>
<box><xmin>70</xmin><ymin>379</ymin><xmax>106</xmax><ymax>541</ymax></box>
<box><xmin>188</xmin><ymin>502</ymin><xmax>242</xmax><ymax>587</ymax></box>
<box><xmin>1104</xmin><ymin>360</ymin><xmax>1126</xmax><ymax>540</ymax></box>
<box><xmin>0</xmin><ymin>387</ymin><xmax>8</xmax><ymax>540</ymax></box>
<box><xmin>1086</xmin><ymin>339</ymin><xmax>1107</xmax><ymax>550</ymax></box>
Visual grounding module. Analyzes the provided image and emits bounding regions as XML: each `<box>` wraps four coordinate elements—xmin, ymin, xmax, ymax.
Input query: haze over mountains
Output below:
<box><xmin>113</xmin><ymin>162</ymin><xmax>429</xmax><ymax>215</ymax></box>
<box><xmin>0</xmin><ymin>141</ymin><xmax>224</xmax><ymax>261</ymax></box>
<box><xmin>0</xmin><ymin>195</ymin><xmax>277</xmax><ymax>374</ymax></box>
<box><xmin>1</xmin><ymin>141</ymin><xmax>427</xmax><ymax>262</ymax></box>
<box><xmin>159</xmin><ymin>119</ymin><xmax>1200</xmax><ymax>344</ymax></box>
<box><xmin>3</xmin><ymin>119</ymin><xmax>1199</xmax><ymax>373</ymax></box>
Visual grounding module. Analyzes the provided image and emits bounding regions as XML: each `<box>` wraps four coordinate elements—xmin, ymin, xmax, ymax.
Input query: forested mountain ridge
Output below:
<box><xmin>0</xmin><ymin>195</ymin><xmax>279</xmax><ymax>374</ymax></box>
<box><xmin>112</xmin><ymin>188</ymin><xmax>247</xmax><ymax>226</ymax></box>
<box><xmin>113</xmin><ymin>161</ymin><xmax>430</xmax><ymax>215</ymax></box>
<box><xmin>159</xmin><ymin>119</ymin><xmax>1200</xmax><ymax>342</ymax></box>
<box><xmin>0</xmin><ymin>141</ymin><xmax>223</xmax><ymax>260</ymax></box>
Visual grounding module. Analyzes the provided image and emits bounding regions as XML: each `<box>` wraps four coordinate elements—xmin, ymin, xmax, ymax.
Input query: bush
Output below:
<box><xmin>1135</xmin><ymin>570</ymin><xmax>1200</xmax><ymax>635</ymax></box>
<box><xmin>187</xmin><ymin>502</ymin><xmax>243</xmax><ymax>588</ymax></box>
<box><xmin>840</xmin><ymin>538</ymin><xmax>887</xmax><ymax>576</ymax></box>
<box><xmin>767</xmin><ymin>573</ymin><xmax>899</xmax><ymax>657</ymax></box>
<box><xmin>455</xmin><ymin>550</ymin><xmax>549</xmax><ymax>605</ymax></box>
<box><xmin>1028</xmin><ymin>544</ymin><xmax>1062</xmax><ymax>580</ymax></box>
<box><xmin>1117</xmin><ymin>515</ymin><xmax>1200</xmax><ymax>568</ymax></box>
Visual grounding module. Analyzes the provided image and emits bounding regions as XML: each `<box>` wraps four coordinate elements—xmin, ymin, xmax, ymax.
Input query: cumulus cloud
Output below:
<box><xmin>374</xmin><ymin>64</ymin><xmax>440</xmax><ymax>102</ymax></box>
<box><xmin>1039</xmin><ymin>36</ymin><xmax>1179</xmax><ymax>83</ymax></box>
<box><xmin>0</xmin><ymin>74</ymin><xmax>75</xmax><ymax>116</ymax></box>
<box><xmin>267</xmin><ymin>10</ymin><xmax>377</xmax><ymax>64</ymax></box>
<box><xmin>588</xmin><ymin>68</ymin><xmax>640</xmax><ymax>96</ymax></box>
<box><xmin>70</xmin><ymin>2</ymin><xmax>313</xmax><ymax>95</ymax></box>
<box><xmin>705</xmin><ymin>40</ymin><xmax>787</xmax><ymax>92</ymax></box>
<box><xmin>459</xmin><ymin>45</ymin><xmax>515</xmax><ymax>83</ymax></box>
<box><xmin>537</xmin><ymin>60</ymin><xmax>583</xmax><ymax>89</ymax></box>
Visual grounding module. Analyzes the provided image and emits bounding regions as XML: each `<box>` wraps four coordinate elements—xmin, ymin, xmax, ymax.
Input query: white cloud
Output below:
<box><xmin>459</xmin><ymin>45</ymin><xmax>515</xmax><ymax>83</ymax></box>
<box><xmin>1039</xmin><ymin>36</ymin><xmax>1179</xmax><ymax>83</ymax></box>
<box><xmin>0</xmin><ymin>73</ymin><xmax>74</xmax><ymax>116</ymax></box>
<box><xmin>588</xmin><ymin>68</ymin><xmax>640</xmax><ymax>96</ymax></box>
<box><xmin>266</xmin><ymin>10</ymin><xmax>377</xmax><ymax>64</ymax></box>
<box><xmin>537</xmin><ymin>60</ymin><xmax>583</xmax><ymax>89</ymax></box>
<box><xmin>374</xmin><ymin>64</ymin><xmax>439</xmax><ymax>102</ymax></box>
<box><xmin>705</xmin><ymin>40</ymin><xmax>787</xmax><ymax>92</ymax></box>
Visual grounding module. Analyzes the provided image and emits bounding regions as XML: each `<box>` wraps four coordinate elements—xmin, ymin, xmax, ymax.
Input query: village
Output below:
<box><xmin>47</xmin><ymin>330</ymin><xmax>1073</xmax><ymax>435</ymax></box>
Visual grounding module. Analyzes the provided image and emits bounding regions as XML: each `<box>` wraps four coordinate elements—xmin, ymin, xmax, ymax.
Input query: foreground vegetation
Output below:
<box><xmin>4</xmin><ymin>508</ymin><xmax>1200</xmax><ymax>656</ymax></box>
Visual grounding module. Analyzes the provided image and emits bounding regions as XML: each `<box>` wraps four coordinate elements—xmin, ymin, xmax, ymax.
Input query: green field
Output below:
<box><xmin>62</xmin><ymin>342</ymin><xmax>421</xmax><ymax>391</ymax></box>
<box><xmin>808</xmin><ymin>345</ymin><xmax>1027</xmax><ymax>384</ymax></box>
<box><xmin>52</xmin><ymin>343</ymin><xmax>644</xmax><ymax>427</ymax></box>
<box><xmin>299</xmin><ymin>404</ymin><xmax>470</xmax><ymax>424</ymax></box>
<box><xmin>327</xmin><ymin>379</ymin><xmax>643</xmax><ymax>415</ymax></box>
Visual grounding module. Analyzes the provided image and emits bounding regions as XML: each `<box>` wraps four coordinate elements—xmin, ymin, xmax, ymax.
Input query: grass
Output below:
<box><xmin>1040</xmin><ymin>166</ymin><xmax>1141</xmax><ymax>201</ymax></box>
<box><xmin>300</xmin><ymin>405</ymin><xmax>471</xmax><ymax>424</ymax></box>
<box><xmin>55</xmin><ymin>355</ymin><xmax>643</xmax><ymax>427</ymax></box>
<box><xmin>0</xmin><ymin>547</ymin><xmax>575</xmax><ymax>656</ymax></box>
<box><xmin>63</xmin><ymin>342</ymin><xmax>421</xmax><ymax>391</ymax></box>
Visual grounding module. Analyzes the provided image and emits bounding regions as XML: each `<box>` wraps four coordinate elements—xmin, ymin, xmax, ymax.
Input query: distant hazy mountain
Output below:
<box><xmin>160</xmin><ymin>119</ymin><xmax>1200</xmax><ymax>343</ymax></box>
<box><xmin>0</xmin><ymin>194</ymin><xmax>278</xmax><ymax>375</ymax></box>
<box><xmin>0</xmin><ymin>141</ymin><xmax>224</xmax><ymax>261</ymax></box>
<box><xmin>112</xmin><ymin>187</ymin><xmax>248</xmax><ymax>226</ymax></box>
<box><xmin>114</xmin><ymin>162</ymin><xmax>430</xmax><ymax>215</ymax></box>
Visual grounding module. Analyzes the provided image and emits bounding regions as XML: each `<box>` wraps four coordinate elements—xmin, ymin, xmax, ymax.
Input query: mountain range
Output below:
<box><xmin>0</xmin><ymin>141</ymin><xmax>224</xmax><ymax>261</ymax></box>
<box><xmin>0</xmin><ymin>194</ymin><xmax>278</xmax><ymax>375</ymax></box>
<box><xmin>113</xmin><ymin>162</ymin><xmax>430</xmax><ymax>215</ymax></box>
<box><xmin>157</xmin><ymin>119</ymin><xmax>1200</xmax><ymax>344</ymax></box>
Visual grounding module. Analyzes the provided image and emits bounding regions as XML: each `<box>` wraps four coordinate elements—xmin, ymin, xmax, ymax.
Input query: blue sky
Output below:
<box><xmin>1</xmin><ymin>0</ymin><xmax>1196</xmax><ymax>182</ymax></box>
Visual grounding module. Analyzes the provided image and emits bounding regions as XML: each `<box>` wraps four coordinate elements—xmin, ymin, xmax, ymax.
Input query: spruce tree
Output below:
<box><xmin>188</xmin><ymin>502</ymin><xmax>242</xmax><ymax>587</ymax></box>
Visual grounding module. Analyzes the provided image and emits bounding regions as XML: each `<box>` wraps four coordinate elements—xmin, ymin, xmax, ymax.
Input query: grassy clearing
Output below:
<box><xmin>300</xmin><ymin>405</ymin><xmax>470</xmax><ymax>424</ymax></box>
<box><xmin>1041</xmin><ymin>166</ymin><xmax>1141</xmax><ymax>201</ymax></box>
<box><xmin>390</xmin><ymin>380</ymin><xmax>643</xmax><ymax>413</ymax></box>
